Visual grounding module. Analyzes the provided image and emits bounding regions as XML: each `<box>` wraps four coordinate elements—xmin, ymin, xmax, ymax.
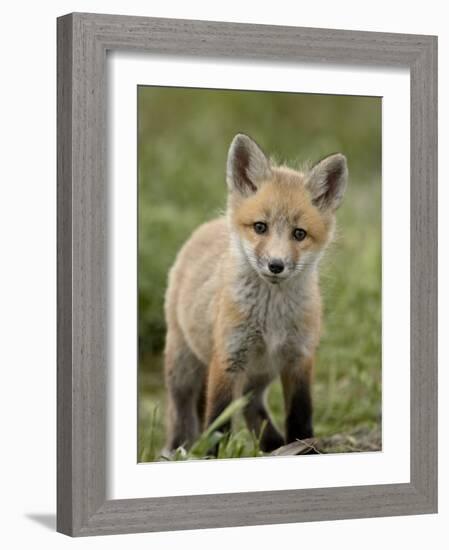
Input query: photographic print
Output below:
<box><xmin>57</xmin><ymin>14</ymin><xmax>437</xmax><ymax>534</ymax></box>
<box><xmin>138</xmin><ymin>86</ymin><xmax>382</xmax><ymax>462</ymax></box>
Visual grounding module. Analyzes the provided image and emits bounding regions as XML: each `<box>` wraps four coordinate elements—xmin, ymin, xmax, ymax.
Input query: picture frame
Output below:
<box><xmin>57</xmin><ymin>12</ymin><xmax>437</xmax><ymax>536</ymax></box>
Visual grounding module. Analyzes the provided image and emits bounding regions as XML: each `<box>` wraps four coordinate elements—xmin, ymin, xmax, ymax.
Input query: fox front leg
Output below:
<box><xmin>204</xmin><ymin>326</ymin><xmax>248</xmax><ymax>437</ymax></box>
<box><xmin>204</xmin><ymin>355</ymin><xmax>235</xmax><ymax>443</ymax></box>
<box><xmin>243</xmin><ymin>383</ymin><xmax>284</xmax><ymax>452</ymax></box>
<box><xmin>281</xmin><ymin>357</ymin><xmax>314</xmax><ymax>443</ymax></box>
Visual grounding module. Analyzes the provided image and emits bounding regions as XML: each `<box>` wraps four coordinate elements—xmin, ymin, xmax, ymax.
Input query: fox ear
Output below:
<box><xmin>226</xmin><ymin>134</ymin><xmax>272</xmax><ymax>195</ymax></box>
<box><xmin>306</xmin><ymin>153</ymin><xmax>348</xmax><ymax>211</ymax></box>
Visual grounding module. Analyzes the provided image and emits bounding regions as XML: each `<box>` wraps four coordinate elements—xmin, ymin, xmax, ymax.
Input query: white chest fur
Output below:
<box><xmin>231</xmin><ymin>271</ymin><xmax>314</xmax><ymax>380</ymax></box>
<box><xmin>258</xmin><ymin>286</ymin><xmax>296</xmax><ymax>353</ymax></box>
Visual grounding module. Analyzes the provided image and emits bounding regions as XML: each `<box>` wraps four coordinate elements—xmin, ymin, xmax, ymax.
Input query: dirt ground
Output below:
<box><xmin>271</xmin><ymin>425</ymin><xmax>382</xmax><ymax>456</ymax></box>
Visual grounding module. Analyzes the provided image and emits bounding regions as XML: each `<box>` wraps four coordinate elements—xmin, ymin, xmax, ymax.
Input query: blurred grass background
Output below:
<box><xmin>138</xmin><ymin>87</ymin><xmax>381</xmax><ymax>461</ymax></box>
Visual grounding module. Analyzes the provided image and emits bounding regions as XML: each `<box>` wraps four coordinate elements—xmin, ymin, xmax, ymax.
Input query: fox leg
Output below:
<box><xmin>204</xmin><ymin>354</ymin><xmax>234</xmax><ymax>435</ymax></box>
<box><xmin>281</xmin><ymin>356</ymin><xmax>314</xmax><ymax>443</ymax></box>
<box><xmin>164</xmin><ymin>327</ymin><xmax>206</xmax><ymax>452</ymax></box>
<box><xmin>243</xmin><ymin>383</ymin><xmax>284</xmax><ymax>452</ymax></box>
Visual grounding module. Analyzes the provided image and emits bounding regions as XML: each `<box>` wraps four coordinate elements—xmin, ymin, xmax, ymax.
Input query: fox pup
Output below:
<box><xmin>164</xmin><ymin>133</ymin><xmax>347</xmax><ymax>453</ymax></box>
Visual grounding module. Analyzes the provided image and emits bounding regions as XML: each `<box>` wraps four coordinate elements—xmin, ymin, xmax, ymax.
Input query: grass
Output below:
<box><xmin>137</xmin><ymin>87</ymin><xmax>382</xmax><ymax>462</ymax></box>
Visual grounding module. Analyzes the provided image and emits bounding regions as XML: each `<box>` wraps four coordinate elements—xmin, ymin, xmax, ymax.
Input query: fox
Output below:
<box><xmin>163</xmin><ymin>133</ymin><xmax>348</xmax><ymax>454</ymax></box>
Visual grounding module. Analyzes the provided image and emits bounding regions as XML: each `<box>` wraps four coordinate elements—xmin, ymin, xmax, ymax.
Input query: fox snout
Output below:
<box><xmin>268</xmin><ymin>259</ymin><xmax>285</xmax><ymax>274</ymax></box>
<box><xmin>256</xmin><ymin>233</ymin><xmax>296</xmax><ymax>280</ymax></box>
<box><xmin>253</xmin><ymin>242</ymin><xmax>319</xmax><ymax>283</ymax></box>
<box><xmin>260</xmin><ymin>255</ymin><xmax>294</xmax><ymax>283</ymax></box>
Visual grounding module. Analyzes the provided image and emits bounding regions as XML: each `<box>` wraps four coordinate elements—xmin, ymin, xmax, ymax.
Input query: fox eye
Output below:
<box><xmin>254</xmin><ymin>222</ymin><xmax>268</xmax><ymax>235</ymax></box>
<box><xmin>293</xmin><ymin>228</ymin><xmax>307</xmax><ymax>241</ymax></box>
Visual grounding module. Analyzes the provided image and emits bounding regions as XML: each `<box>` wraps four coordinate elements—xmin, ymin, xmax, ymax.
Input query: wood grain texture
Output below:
<box><xmin>57</xmin><ymin>13</ymin><xmax>74</xmax><ymax>536</ymax></box>
<box><xmin>409</xmin><ymin>36</ymin><xmax>438</xmax><ymax>508</ymax></box>
<box><xmin>57</xmin><ymin>12</ymin><xmax>438</xmax><ymax>536</ymax></box>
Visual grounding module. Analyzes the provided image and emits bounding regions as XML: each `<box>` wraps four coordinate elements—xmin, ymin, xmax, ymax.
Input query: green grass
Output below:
<box><xmin>137</xmin><ymin>87</ymin><xmax>381</xmax><ymax>462</ymax></box>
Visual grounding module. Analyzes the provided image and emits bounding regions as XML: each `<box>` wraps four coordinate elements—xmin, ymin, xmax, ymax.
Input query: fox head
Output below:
<box><xmin>226</xmin><ymin>133</ymin><xmax>348</xmax><ymax>285</ymax></box>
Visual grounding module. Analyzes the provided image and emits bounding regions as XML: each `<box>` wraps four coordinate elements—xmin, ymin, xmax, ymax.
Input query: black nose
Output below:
<box><xmin>268</xmin><ymin>260</ymin><xmax>285</xmax><ymax>274</ymax></box>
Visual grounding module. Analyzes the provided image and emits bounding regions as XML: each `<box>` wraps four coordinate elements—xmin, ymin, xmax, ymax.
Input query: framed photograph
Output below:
<box><xmin>57</xmin><ymin>12</ymin><xmax>437</xmax><ymax>536</ymax></box>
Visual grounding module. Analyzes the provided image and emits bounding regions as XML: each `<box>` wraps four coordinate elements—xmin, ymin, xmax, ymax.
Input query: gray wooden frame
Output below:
<box><xmin>57</xmin><ymin>12</ymin><xmax>438</xmax><ymax>537</ymax></box>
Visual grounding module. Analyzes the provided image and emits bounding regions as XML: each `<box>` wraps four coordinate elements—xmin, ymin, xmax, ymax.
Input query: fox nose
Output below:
<box><xmin>268</xmin><ymin>260</ymin><xmax>285</xmax><ymax>274</ymax></box>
